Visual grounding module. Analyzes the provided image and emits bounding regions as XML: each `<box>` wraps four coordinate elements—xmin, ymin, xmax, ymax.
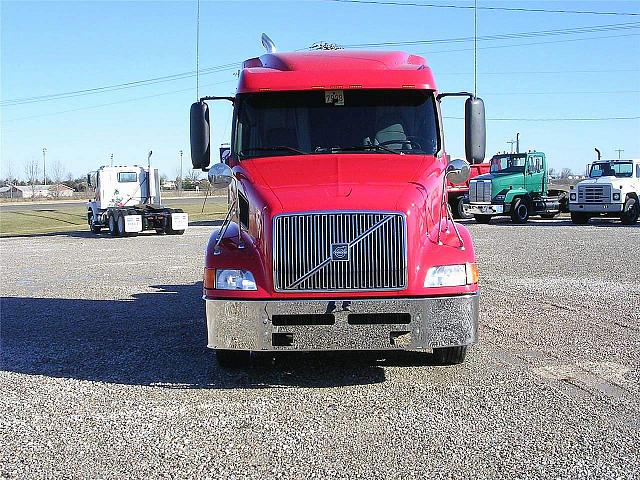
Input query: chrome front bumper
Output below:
<box><xmin>205</xmin><ymin>294</ymin><xmax>479</xmax><ymax>351</ymax></box>
<box><xmin>569</xmin><ymin>203</ymin><xmax>624</xmax><ymax>213</ymax></box>
<box><xmin>465</xmin><ymin>204</ymin><xmax>504</xmax><ymax>215</ymax></box>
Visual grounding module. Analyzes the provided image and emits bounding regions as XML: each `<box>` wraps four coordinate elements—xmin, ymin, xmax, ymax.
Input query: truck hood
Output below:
<box><xmin>576</xmin><ymin>177</ymin><xmax>620</xmax><ymax>186</ymax></box>
<box><xmin>473</xmin><ymin>172</ymin><xmax>523</xmax><ymax>183</ymax></box>
<box><xmin>240</xmin><ymin>154</ymin><xmax>431</xmax><ymax>212</ymax></box>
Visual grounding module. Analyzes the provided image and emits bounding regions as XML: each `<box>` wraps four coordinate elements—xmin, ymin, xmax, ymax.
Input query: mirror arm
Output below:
<box><xmin>200</xmin><ymin>96</ymin><xmax>235</xmax><ymax>104</ymax></box>
<box><xmin>437</xmin><ymin>91</ymin><xmax>474</xmax><ymax>101</ymax></box>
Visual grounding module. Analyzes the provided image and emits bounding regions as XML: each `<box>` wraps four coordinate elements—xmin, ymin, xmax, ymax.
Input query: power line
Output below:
<box><xmin>438</xmin><ymin>68</ymin><xmax>640</xmax><ymax>75</ymax></box>
<box><xmin>327</xmin><ymin>0</ymin><xmax>640</xmax><ymax>16</ymax></box>
<box><xmin>418</xmin><ymin>32</ymin><xmax>640</xmax><ymax>55</ymax></box>
<box><xmin>1</xmin><ymin>63</ymin><xmax>239</xmax><ymax>106</ymax></box>
<box><xmin>2</xmin><ymin>79</ymin><xmax>237</xmax><ymax>123</ymax></box>
<box><xmin>341</xmin><ymin>21</ymin><xmax>640</xmax><ymax>48</ymax></box>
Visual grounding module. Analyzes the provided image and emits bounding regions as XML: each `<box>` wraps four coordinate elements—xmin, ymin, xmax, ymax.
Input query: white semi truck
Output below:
<box><xmin>569</xmin><ymin>154</ymin><xmax>640</xmax><ymax>225</ymax></box>
<box><xmin>87</xmin><ymin>165</ymin><xmax>188</xmax><ymax>236</ymax></box>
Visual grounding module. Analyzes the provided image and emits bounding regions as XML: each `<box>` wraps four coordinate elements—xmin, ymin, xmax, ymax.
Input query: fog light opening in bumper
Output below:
<box><xmin>272</xmin><ymin>333</ymin><xmax>294</xmax><ymax>347</ymax></box>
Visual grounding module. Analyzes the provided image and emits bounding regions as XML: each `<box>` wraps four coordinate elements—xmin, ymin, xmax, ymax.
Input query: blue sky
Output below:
<box><xmin>1</xmin><ymin>0</ymin><xmax>639</xmax><ymax>180</ymax></box>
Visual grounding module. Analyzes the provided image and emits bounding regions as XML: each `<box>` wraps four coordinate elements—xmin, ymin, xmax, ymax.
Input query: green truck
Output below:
<box><xmin>464</xmin><ymin>151</ymin><xmax>568</xmax><ymax>224</ymax></box>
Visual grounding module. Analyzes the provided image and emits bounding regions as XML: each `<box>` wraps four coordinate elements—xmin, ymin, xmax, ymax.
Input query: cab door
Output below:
<box><xmin>525</xmin><ymin>154</ymin><xmax>544</xmax><ymax>196</ymax></box>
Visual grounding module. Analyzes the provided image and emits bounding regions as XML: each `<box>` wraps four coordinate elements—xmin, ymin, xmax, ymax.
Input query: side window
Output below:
<box><xmin>117</xmin><ymin>172</ymin><xmax>137</xmax><ymax>183</ymax></box>
<box><xmin>637</xmin><ymin>164</ymin><xmax>640</xmax><ymax>178</ymax></box>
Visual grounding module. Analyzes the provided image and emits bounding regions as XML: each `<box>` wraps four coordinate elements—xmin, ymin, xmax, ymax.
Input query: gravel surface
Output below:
<box><xmin>1</xmin><ymin>216</ymin><xmax>639</xmax><ymax>479</ymax></box>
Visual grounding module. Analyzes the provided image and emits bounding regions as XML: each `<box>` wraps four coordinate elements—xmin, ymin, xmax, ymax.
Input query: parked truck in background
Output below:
<box><xmin>465</xmin><ymin>151</ymin><xmax>568</xmax><ymax>224</ymax></box>
<box><xmin>447</xmin><ymin>159</ymin><xmax>490</xmax><ymax>218</ymax></box>
<box><xmin>87</xmin><ymin>165</ymin><xmax>188</xmax><ymax>236</ymax></box>
<box><xmin>569</xmin><ymin>156</ymin><xmax>640</xmax><ymax>225</ymax></box>
<box><xmin>189</xmin><ymin>35</ymin><xmax>486</xmax><ymax>367</ymax></box>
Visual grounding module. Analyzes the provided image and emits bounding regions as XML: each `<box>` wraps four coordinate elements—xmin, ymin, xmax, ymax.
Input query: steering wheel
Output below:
<box><xmin>378</xmin><ymin>139</ymin><xmax>422</xmax><ymax>150</ymax></box>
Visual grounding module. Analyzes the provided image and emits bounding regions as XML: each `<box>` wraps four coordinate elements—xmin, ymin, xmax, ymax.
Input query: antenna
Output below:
<box><xmin>261</xmin><ymin>33</ymin><xmax>277</xmax><ymax>53</ymax></box>
<box><xmin>474</xmin><ymin>0</ymin><xmax>478</xmax><ymax>96</ymax></box>
<box><xmin>196</xmin><ymin>0</ymin><xmax>200</xmax><ymax>100</ymax></box>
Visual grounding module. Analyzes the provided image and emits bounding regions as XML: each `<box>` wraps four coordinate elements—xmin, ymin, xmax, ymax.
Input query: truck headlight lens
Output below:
<box><xmin>494</xmin><ymin>194</ymin><xmax>505</xmax><ymax>202</ymax></box>
<box><xmin>214</xmin><ymin>269</ymin><xmax>257</xmax><ymax>290</ymax></box>
<box><xmin>424</xmin><ymin>263</ymin><xmax>478</xmax><ymax>288</ymax></box>
<box><xmin>570</xmin><ymin>193</ymin><xmax>576</xmax><ymax>201</ymax></box>
<box><xmin>613</xmin><ymin>193</ymin><xmax>620</xmax><ymax>201</ymax></box>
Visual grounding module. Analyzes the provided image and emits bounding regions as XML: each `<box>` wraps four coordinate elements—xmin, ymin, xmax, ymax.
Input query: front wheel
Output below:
<box><xmin>571</xmin><ymin>212</ymin><xmax>591</xmax><ymax>225</ymax></box>
<box><xmin>108</xmin><ymin>213</ymin><xmax>120</xmax><ymax>236</ymax></box>
<box><xmin>452</xmin><ymin>196</ymin><xmax>471</xmax><ymax>219</ymax></box>
<box><xmin>433</xmin><ymin>346</ymin><xmax>467</xmax><ymax>365</ymax></box>
<box><xmin>474</xmin><ymin>215</ymin><xmax>491</xmax><ymax>224</ymax></box>
<box><xmin>510</xmin><ymin>198</ymin><xmax>530</xmax><ymax>224</ymax></box>
<box><xmin>621</xmin><ymin>197</ymin><xmax>639</xmax><ymax>225</ymax></box>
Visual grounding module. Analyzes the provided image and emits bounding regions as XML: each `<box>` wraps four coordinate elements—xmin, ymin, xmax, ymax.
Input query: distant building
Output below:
<box><xmin>0</xmin><ymin>184</ymin><xmax>74</xmax><ymax>199</ymax></box>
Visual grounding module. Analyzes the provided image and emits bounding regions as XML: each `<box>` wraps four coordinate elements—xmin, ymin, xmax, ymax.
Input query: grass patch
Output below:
<box><xmin>0</xmin><ymin>199</ymin><xmax>227</xmax><ymax>237</ymax></box>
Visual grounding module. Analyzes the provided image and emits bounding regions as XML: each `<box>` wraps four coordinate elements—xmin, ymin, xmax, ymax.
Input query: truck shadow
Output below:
<box><xmin>0</xmin><ymin>283</ymin><xmax>410</xmax><ymax>389</ymax></box>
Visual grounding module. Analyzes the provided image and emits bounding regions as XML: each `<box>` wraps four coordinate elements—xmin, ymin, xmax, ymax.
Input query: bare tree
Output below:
<box><xmin>548</xmin><ymin>168</ymin><xmax>557</xmax><ymax>178</ymax></box>
<box><xmin>560</xmin><ymin>168</ymin><xmax>572</xmax><ymax>179</ymax></box>
<box><xmin>24</xmin><ymin>158</ymin><xmax>40</xmax><ymax>200</ymax></box>
<box><xmin>50</xmin><ymin>160</ymin><xmax>66</xmax><ymax>197</ymax></box>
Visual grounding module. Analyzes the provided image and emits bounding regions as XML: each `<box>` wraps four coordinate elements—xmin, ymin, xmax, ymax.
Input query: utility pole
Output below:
<box><xmin>507</xmin><ymin>140</ymin><xmax>516</xmax><ymax>153</ymax></box>
<box><xmin>615</xmin><ymin>149</ymin><xmax>624</xmax><ymax>159</ymax></box>
<box><xmin>42</xmin><ymin>148</ymin><xmax>47</xmax><ymax>185</ymax></box>
<box><xmin>179</xmin><ymin>149</ymin><xmax>183</xmax><ymax>194</ymax></box>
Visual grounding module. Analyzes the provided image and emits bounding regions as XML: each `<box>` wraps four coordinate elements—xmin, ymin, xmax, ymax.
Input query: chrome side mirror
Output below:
<box><xmin>208</xmin><ymin>162</ymin><xmax>233</xmax><ymax>189</ymax></box>
<box><xmin>446</xmin><ymin>158</ymin><xmax>471</xmax><ymax>185</ymax></box>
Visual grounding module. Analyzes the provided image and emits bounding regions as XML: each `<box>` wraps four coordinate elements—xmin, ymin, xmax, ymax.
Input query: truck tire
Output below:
<box><xmin>621</xmin><ymin>197</ymin><xmax>639</xmax><ymax>225</ymax></box>
<box><xmin>510</xmin><ymin>198</ymin><xmax>530</xmax><ymax>224</ymax></box>
<box><xmin>165</xmin><ymin>208</ymin><xmax>186</xmax><ymax>235</ymax></box>
<box><xmin>89</xmin><ymin>212</ymin><xmax>102</xmax><ymax>233</ymax></box>
<box><xmin>451</xmin><ymin>196</ymin><xmax>471</xmax><ymax>219</ymax></box>
<box><xmin>117</xmin><ymin>214</ymin><xmax>126</xmax><ymax>237</ymax></box>
<box><xmin>570</xmin><ymin>212</ymin><xmax>590</xmax><ymax>225</ymax></box>
<box><xmin>215</xmin><ymin>349</ymin><xmax>251</xmax><ymax>368</ymax></box>
<box><xmin>474</xmin><ymin>215</ymin><xmax>491</xmax><ymax>224</ymax></box>
<box><xmin>433</xmin><ymin>346</ymin><xmax>467</xmax><ymax>365</ymax></box>
<box><xmin>108</xmin><ymin>213</ymin><xmax>120</xmax><ymax>236</ymax></box>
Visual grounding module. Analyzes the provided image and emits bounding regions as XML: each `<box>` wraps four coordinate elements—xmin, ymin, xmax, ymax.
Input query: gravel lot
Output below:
<box><xmin>1</xmin><ymin>217</ymin><xmax>639</xmax><ymax>479</ymax></box>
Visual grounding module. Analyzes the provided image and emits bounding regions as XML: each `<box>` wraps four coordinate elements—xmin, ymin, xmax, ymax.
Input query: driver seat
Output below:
<box><xmin>374</xmin><ymin>114</ymin><xmax>408</xmax><ymax>150</ymax></box>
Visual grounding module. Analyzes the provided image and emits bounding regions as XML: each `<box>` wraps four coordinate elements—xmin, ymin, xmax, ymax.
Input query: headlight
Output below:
<box><xmin>204</xmin><ymin>269</ymin><xmax>257</xmax><ymax>290</ymax></box>
<box><xmin>424</xmin><ymin>263</ymin><xmax>479</xmax><ymax>288</ymax></box>
<box><xmin>494</xmin><ymin>194</ymin><xmax>505</xmax><ymax>202</ymax></box>
<box><xmin>613</xmin><ymin>193</ymin><xmax>621</xmax><ymax>201</ymax></box>
<box><xmin>570</xmin><ymin>193</ymin><xmax>576</xmax><ymax>201</ymax></box>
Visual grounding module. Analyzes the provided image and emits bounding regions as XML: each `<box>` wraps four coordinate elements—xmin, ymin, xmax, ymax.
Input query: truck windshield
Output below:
<box><xmin>235</xmin><ymin>89</ymin><xmax>439</xmax><ymax>158</ymax></box>
<box><xmin>490</xmin><ymin>154</ymin><xmax>526</xmax><ymax>174</ymax></box>
<box><xmin>590</xmin><ymin>161</ymin><xmax>633</xmax><ymax>178</ymax></box>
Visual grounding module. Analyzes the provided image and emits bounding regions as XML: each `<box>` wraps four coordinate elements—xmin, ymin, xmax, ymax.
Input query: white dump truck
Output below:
<box><xmin>569</xmin><ymin>155</ymin><xmax>640</xmax><ymax>225</ymax></box>
<box><xmin>87</xmin><ymin>165</ymin><xmax>188</xmax><ymax>236</ymax></box>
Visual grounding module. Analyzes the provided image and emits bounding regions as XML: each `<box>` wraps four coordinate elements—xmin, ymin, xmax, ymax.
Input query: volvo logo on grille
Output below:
<box><xmin>330</xmin><ymin>243</ymin><xmax>350</xmax><ymax>262</ymax></box>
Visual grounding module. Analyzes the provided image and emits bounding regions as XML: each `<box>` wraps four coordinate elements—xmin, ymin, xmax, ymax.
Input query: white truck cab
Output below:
<box><xmin>569</xmin><ymin>159</ymin><xmax>640</xmax><ymax>225</ymax></box>
<box><xmin>87</xmin><ymin>165</ymin><xmax>188</xmax><ymax>236</ymax></box>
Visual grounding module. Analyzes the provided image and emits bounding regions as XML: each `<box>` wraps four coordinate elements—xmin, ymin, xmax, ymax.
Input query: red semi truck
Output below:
<box><xmin>190</xmin><ymin>36</ymin><xmax>486</xmax><ymax>367</ymax></box>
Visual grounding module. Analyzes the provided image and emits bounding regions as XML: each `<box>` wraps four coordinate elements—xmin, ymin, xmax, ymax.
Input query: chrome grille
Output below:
<box><xmin>469</xmin><ymin>180</ymin><xmax>492</xmax><ymax>203</ymax></box>
<box><xmin>577</xmin><ymin>185</ymin><xmax>611</xmax><ymax>203</ymax></box>
<box><xmin>273</xmin><ymin>212</ymin><xmax>407</xmax><ymax>292</ymax></box>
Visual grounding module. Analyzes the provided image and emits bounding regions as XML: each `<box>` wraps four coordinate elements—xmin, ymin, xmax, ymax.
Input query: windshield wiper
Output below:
<box><xmin>315</xmin><ymin>144</ymin><xmax>401</xmax><ymax>155</ymax></box>
<box><xmin>238</xmin><ymin>146</ymin><xmax>308</xmax><ymax>157</ymax></box>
